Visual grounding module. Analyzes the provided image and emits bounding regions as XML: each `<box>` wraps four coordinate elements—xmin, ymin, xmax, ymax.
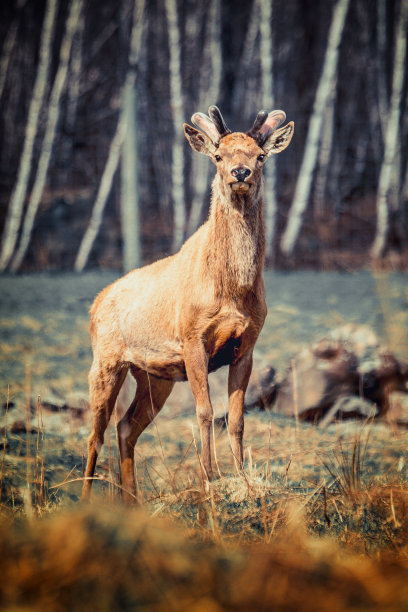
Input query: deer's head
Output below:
<box><xmin>184</xmin><ymin>106</ymin><xmax>294</xmax><ymax>196</ymax></box>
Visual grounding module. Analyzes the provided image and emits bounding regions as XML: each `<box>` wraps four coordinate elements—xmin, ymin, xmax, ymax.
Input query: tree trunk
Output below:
<box><xmin>60</xmin><ymin>5</ymin><xmax>85</xmax><ymax>185</ymax></box>
<box><xmin>371</xmin><ymin>0</ymin><xmax>408</xmax><ymax>259</ymax></box>
<box><xmin>0</xmin><ymin>0</ymin><xmax>58</xmax><ymax>271</ymax></box>
<box><xmin>165</xmin><ymin>0</ymin><xmax>185</xmax><ymax>253</ymax></box>
<box><xmin>11</xmin><ymin>0</ymin><xmax>82</xmax><ymax>272</ymax></box>
<box><xmin>121</xmin><ymin>0</ymin><xmax>146</xmax><ymax>273</ymax></box>
<box><xmin>376</xmin><ymin>0</ymin><xmax>388</xmax><ymax>139</ymax></box>
<box><xmin>75</xmin><ymin>0</ymin><xmax>146</xmax><ymax>272</ymax></box>
<box><xmin>187</xmin><ymin>0</ymin><xmax>221</xmax><ymax>236</ymax></box>
<box><xmin>74</xmin><ymin>115</ymin><xmax>126</xmax><ymax>272</ymax></box>
<box><xmin>232</xmin><ymin>0</ymin><xmax>260</xmax><ymax>119</ymax></box>
<box><xmin>314</xmin><ymin>77</ymin><xmax>337</xmax><ymax>218</ymax></box>
<box><xmin>0</xmin><ymin>8</ymin><xmax>20</xmax><ymax>100</ymax></box>
<box><xmin>280</xmin><ymin>0</ymin><xmax>350</xmax><ymax>257</ymax></box>
<box><xmin>259</xmin><ymin>0</ymin><xmax>277</xmax><ymax>262</ymax></box>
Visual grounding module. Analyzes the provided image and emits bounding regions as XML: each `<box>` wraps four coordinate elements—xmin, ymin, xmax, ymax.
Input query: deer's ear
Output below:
<box><xmin>262</xmin><ymin>121</ymin><xmax>294</xmax><ymax>156</ymax></box>
<box><xmin>183</xmin><ymin>124</ymin><xmax>217</xmax><ymax>158</ymax></box>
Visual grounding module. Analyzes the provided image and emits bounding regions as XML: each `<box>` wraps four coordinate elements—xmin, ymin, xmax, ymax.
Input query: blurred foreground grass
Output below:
<box><xmin>2</xmin><ymin>412</ymin><xmax>408</xmax><ymax>611</ymax></box>
<box><xmin>2</xmin><ymin>486</ymin><xmax>408</xmax><ymax>611</ymax></box>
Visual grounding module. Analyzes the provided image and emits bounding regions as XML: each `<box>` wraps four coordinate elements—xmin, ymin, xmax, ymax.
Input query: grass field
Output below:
<box><xmin>1</xmin><ymin>270</ymin><xmax>408</xmax><ymax>610</ymax></box>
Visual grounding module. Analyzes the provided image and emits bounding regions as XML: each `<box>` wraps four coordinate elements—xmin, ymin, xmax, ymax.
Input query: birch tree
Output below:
<box><xmin>232</xmin><ymin>0</ymin><xmax>260</xmax><ymax>120</ymax></box>
<box><xmin>60</xmin><ymin>5</ymin><xmax>85</xmax><ymax>185</ymax></box>
<box><xmin>371</xmin><ymin>0</ymin><xmax>408</xmax><ymax>259</ymax></box>
<box><xmin>75</xmin><ymin>0</ymin><xmax>146</xmax><ymax>272</ymax></box>
<box><xmin>11</xmin><ymin>0</ymin><xmax>82</xmax><ymax>272</ymax></box>
<box><xmin>0</xmin><ymin>8</ymin><xmax>20</xmax><ymax>100</ymax></box>
<box><xmin>259</xmin><ymin>0</ymin><xmax>278</xmax><ymax>261</ymax></box>
<box><xmin>0</xmin><ymin>0</ymin><xmax>58</xmax><ymax>271</ymax></box>
<box><xmin>186</xmin><ymin>0</ymin><xmax>221</xmax><ymax>235</ymax></box>
<box><xmin>314</xmin><ymin>77</ymin><xmax>337</xmax><ymax>217</ymax></box>
<box><xmin>376</xmin><ymin>0</ymin><xmax>388</xmax><ymax>139</ymax></box>
<box><xmin>165</xmin><ymin>0</ymin><xmax>185</xmax><ymax>253</ymax></box>
<box><xmin>280</xmin><ymin>0</ymin><xmax>350</xmax><ymax>256</ymax></box>
<box><xmin>121</xmin><ymin>0</ymin><xmax>146</xmax><ymax>272</ymax></box>
<box><xmin>74</xmin><ymin>114</ymin><xmax>126</xmax><ymax>271</ymax></box>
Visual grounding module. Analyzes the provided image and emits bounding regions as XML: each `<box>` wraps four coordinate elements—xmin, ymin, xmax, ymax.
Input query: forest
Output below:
<box><xmin>0</xmin><ymin>0</ymin><xmax>407</xmax><ymax>273</ymax></box>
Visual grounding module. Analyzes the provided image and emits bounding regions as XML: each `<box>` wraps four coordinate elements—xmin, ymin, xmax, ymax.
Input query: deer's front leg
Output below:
<box><xmin>184</xmin><ymin>340</ymin><xmax>213</xmax><ymax>480</ymax></box>
<box><xmin>228</xmin><ymin>350</ymin><xmax>253</xmax><ymax>471</ymax></box>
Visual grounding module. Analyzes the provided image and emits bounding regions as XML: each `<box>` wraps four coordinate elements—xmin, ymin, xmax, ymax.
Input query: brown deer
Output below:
<box><xmin>82</xmin><ymin>106</ymin><xmax>294</xmax><ymax>502</ymax></box>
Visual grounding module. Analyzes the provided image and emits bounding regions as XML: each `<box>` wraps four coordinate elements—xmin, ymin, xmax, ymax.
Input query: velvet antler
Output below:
<box><xmin>247</xmin><ymin>110</ymin><xmax>286</xmax><ymax>147</ymax></box>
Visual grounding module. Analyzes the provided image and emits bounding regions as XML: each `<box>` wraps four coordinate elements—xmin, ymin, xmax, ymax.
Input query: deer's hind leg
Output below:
<box><xmin>82</xmin><ymin>359</ymin><xmax>128</xmax><ymax>501</ymax></box>
<box><xmin>117</xmin><ymin>370</ymin><xmax>174</xmax><ymax>503</ymax></box>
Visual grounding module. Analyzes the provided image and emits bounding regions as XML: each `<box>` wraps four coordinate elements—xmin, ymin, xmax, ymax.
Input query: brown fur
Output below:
<box><xmin>82</xmin><ymin>118</ymin><xmax>294</xmax><ymax>502</ymax></box>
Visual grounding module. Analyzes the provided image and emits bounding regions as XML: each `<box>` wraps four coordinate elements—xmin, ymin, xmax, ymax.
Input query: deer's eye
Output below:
<box><xmin>257</xmin><ymin>154</ymin><xmax>265</xmax><ymax>162</ymax></box>
<box><xmin>215</xmin><ymin>155</ymin><xmax>222</xmax><ymax>162</ymax></box>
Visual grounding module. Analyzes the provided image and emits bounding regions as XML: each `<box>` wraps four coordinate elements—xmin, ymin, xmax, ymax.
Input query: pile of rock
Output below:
<box><xmin>271</xmin><ymin>325</ymin><xmax>408</xmax><ymax>426</ymax></box>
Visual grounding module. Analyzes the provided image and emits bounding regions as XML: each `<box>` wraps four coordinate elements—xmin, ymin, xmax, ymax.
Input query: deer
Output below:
<box><xmin>82</xmin><ymin>106</ymin><xmax>294</xmax><ymax>502</ymax></box>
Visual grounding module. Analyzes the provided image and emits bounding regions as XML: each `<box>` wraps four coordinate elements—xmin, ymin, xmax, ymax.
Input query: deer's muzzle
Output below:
<box><xmin>231</xmin><ymin>167</ymin><xmax>251</xmax><ymax>182</ymax></box>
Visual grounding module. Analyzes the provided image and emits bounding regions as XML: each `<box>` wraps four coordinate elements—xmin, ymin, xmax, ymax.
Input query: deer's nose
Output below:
<box><xmin>231</xmin><ymin>167</ymin><xmax>251</xmax><ymax>182</ymax></box>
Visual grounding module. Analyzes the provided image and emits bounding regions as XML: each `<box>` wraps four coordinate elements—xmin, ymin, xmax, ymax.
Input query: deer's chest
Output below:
<box><xmin>203</xmin><ymin>309</ymin><xmax>252</xmax><ymax>372</ymax></box>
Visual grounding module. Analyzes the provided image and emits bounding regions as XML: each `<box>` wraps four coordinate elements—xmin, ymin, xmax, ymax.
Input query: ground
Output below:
<box><xmin>1</xmin><ymin>270</ymin><xmax>408</xmax><ymax>610</ymax></box>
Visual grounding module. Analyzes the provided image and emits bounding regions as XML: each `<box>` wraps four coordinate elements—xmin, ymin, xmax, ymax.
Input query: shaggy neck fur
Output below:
<box><xmin>205</xmin><ymin>173</ymin><xmax>266</xmax><ymax>298</ymax></box>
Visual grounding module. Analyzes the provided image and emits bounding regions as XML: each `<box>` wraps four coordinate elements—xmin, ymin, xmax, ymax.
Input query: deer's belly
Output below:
<box><xmin>125</xmin><ymin>311</ymin><xmax>252</xmax><ymax>380</ymax></box>
<box><xmin>125</xmin><ymin>342</ymin><xmax>187</xmax><ymax>381</ymax></box>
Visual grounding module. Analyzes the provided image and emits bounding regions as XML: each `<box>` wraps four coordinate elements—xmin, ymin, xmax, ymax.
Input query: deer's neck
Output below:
<box><xmin>205</xmin><ymin>174</ymin><xmax>265</xmax><ymax>298</ymax></box>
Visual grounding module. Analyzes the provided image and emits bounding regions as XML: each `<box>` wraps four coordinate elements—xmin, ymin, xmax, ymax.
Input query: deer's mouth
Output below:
<box><xmin>230</xmin><ymin>182</ymin><xmax>251</xmax><ymax>194</ymax></box>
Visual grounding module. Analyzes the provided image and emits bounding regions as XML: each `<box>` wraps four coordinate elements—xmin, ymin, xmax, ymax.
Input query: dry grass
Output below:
<box><xmin>2</xmin><ymin>407</ymin><xmax>408</xmax><ymax>610</ymax></box>
<box><xmin>2</xmin><ymin>498</ymin><xmax>408</xmax><ymax>611</ymax></box>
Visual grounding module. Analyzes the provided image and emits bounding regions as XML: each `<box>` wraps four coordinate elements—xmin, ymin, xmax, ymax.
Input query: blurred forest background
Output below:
<box><xmin>0</xmin><ymin>0</ymin><xmax>407</xmax><ymax>273</ymax></box>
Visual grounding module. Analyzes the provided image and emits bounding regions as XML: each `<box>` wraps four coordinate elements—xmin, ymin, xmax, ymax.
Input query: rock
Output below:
<box><xmin>40</xmin><ymin>397</ymin><xmax>65</xmax><ymax>413</ymax></box>
<box><xmin>318</xmin><ymin>395</ymin><xmax>379</xmax><ymax>428</ymax></box>
<box><xmin>274</xmin><ymin>338</ymin><xmax>359</xmax><ymax>419</ymax></box>
<box><xmin>329</xmin><ymin>325</ymin><xmax>408</xmax><ymax>414</ymax></box>
<box><xmin>10</xmin><ymin>420</ymin><xmax>38</xmax><ymax>434</ymax></box>
<box><xmin>385</xmin><ymin>392</ymin><xmax>408</xmax><ymax>426</ymax></box>
<box><xmin>1</xmin><ymin>401</ymin><xmax>15</xmax><ymax>411</ymax></box>
<box><xmin>64</xmin><ymin>393</ymin><xmax>89</xmax><ymax>418</ymax></box>
<box><xmin>329</xmin><ymin>324</ymin><xmax>378</xmax><ymax>358</ymax></box>
<box><xmin>205</xmin><ymin>362</ymin><xmax>276</xmax><ymax>430</ymax></box>
<box><xmin>244</xmin><ymin>364</ymin><xmax>276</xmax><ymax>409</ymax></box>
<box><xmin>39</xmin><ymin>393</ymin><xmax>89</xmax><ymax>418</ymax></box>
<box><xmin>359</xmin><ymin>350</ymin><xmax>408</xmax><ymax>415</ymax></box>
<box><xmin>272</xmin><ymin>325</ymin><xmax>408</xmax><ymax>423</ymax></box>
